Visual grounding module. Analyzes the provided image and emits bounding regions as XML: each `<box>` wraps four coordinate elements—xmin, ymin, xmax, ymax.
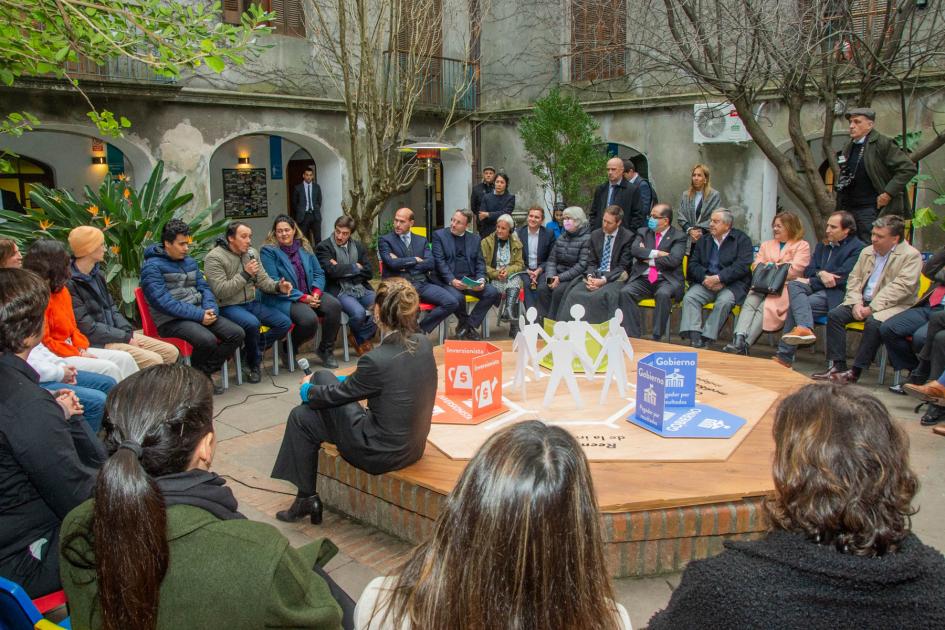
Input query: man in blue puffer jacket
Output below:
<box><xmin>139</xmin><ymin>219</ymin><xmax>244</xmax><ymax>394</ymax></box>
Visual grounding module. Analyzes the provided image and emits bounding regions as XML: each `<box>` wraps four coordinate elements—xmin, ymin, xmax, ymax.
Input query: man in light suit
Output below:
<box><xmin>292</xmin><ymin>166</ymin><xmax>322</xmax><ymax>245</ymax></box>
<box><xmin>589</xmin><ymin>157</ymin><xmax>639</xmax><ymax>232</ymax></box>
<box><xmin>432</xmin><ymin>209</ymin><xmax>501</xmax><ymax>340</ymax></box>
<box><xmin>620</xmin><ymin>203</ymin><xmax>687</xmax><ymax>340</ymax></box>
<box><xmin>378</xmin><ymin>207</ymin><xmax>459</xmax><ymax>335</ymax></box>
<box><xmin>516</xmin><ymin>206</ymin><xmax>555</xmax><ymax>310</ymax></box>
<box><xmin>813</xmin><ymin>214</ymin><xmax>922</xmax><ymax>384</ymax></box>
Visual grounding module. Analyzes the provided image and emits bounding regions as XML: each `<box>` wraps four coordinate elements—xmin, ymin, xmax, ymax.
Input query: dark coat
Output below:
<box><xmin>648</xmin><ymin>530</ymin><xmax>945</xmax><ymax>630</ymax></box>
<box><xmin>431</xmin><ymin>228</ymin><xmax>487</xmax><ymax>283</ymax></box>
<box><xmin>687</xmin><ymin>228</ymin><xmax>754</xmax><ymax>304</ymax></box>
<box><xmin>629</xmin><ymin>226</ymin><xmax>688</xmax><ymax>297</ymax></box>
<box><xmin>477</xmin><ymin>192</ymin><xmax>516</xmax><ymax>238</ymax></box>
<box><xmin>469</xmin><ymin>180</ymin><xmax>494</xmax><ymax>215</ymax></box>
<box><xmin>544</xmin><ymin>225</ymin><xmax>591</xmax><ymax>282</ymax></box>
<box><xmin>804</xmin><ymin>235</ymin><xmax>867</xmax><ymax>310</ymax></box>
<box><xmin>586</xmin><ymin>226</ymin><xmax>634</xmax><ymax>283</ymax></box>
<box><xmin>917</xmin><ymin>246</ymin><xmax>945</xmax><ymax>305</ymax></box>
<box><xmin>291</xmin><ymin>181</ymin><xmax>322</xmax><ymax>224</ymax></box>
<box><xmin>258</xmin><ymin>243</ymin><xmax>327</xmax><ymax>317</ymax></box>
<box><xmin>841</xmin><ymin>129</ymin><xmax>918</xmax><ymax>217</ymax></box>
<box><xmin>68</xmin><ymin>263</ymin><xmax>133</xmax><ymax>345</ymax></box>
<box><xmin>139</xmin><ymin>245</ymin><xmax>218</xmax><ymax>328</ymax></box>
<box><xmin>516</xmin><ymin>224</ymin><xmax>555</xmax><ymax>271</ymax></box>
<box><xmin>377</xmin><ymin>231</ymin><xmax>437</xmax><ymax>285</ymax></box>
<box><xmin>314</xmin><ymin>237</ymin><xmax>373</xmax><ymax>296</ymax></box>
<box><xmin>0</xmin><ymin>353</ymin><xmax>104</xmax><ymax>570</ymax></box>
<box><xmin>589</xmin><ymin>179</ymin><xmax>643</xmax><ymax>232</ymax></box>
<box><xmin>306</xmin><ymin>334</ymin><xmax>436</xmax><ymax>474</ymax></box>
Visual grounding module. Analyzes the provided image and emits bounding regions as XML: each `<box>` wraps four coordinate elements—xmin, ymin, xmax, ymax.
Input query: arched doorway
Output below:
<box><xmin>0</xmin><ymin>155</ymin><xmax>54</xmax><ymax>212</ymax></box>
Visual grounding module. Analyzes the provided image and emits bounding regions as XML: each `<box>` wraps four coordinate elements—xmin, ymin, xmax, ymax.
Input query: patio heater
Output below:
<box><xmin>398</xmin><ymin>141</ymin><xmax>459</xmax><ymax>233</ymax></box>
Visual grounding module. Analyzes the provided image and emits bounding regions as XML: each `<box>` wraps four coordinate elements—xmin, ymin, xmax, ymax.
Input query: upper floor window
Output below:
<box><xmin>222</xmin><ymin>0</ymin><xmax>304</xmax><ymax>38</ymax></box>
<box><xmin>570</xmin><ymin>0</ymin><xmax>626</xmax><ymax>82</ymax></box>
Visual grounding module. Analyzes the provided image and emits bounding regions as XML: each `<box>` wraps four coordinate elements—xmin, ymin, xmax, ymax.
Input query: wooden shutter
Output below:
<box><xmin>570</xmin><ymin>0</ymin><xmax>626</xmax><ymax>82</ymax></box>
<box><xmin>269</xmin><ymin>0</ymin><xmax>304</xmax><ymax>36</ymax></box>
<box><xmin>850</xmin><ymin>0</ymin><xmax>891</xmax><ymax>41</ymax></box>
<box><xmin>222</xmin><ymin>0</ymin><xmax>242</xmax><ymax>25</ymax></box>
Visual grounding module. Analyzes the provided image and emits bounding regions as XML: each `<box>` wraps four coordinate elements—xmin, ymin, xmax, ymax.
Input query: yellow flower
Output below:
<box><xmin>87</xmin><ymin>205</ymin><xmax>99</xmax><ymax>216</ymax></box>
<box><xmin>38</xmin><ymin>219</ymin><xmax>53</xmax><ymax>230</ymax></box>
<box><xmin>110</xmin><ymin>245</ymin><xmax>120</xmax><ymax>255</ymax></box>
<box><xmin>123</xmin><ymin>188</ymin><xmax>131</xmax><ymax>200</ymax></box>
<box><xmin>186</xmin><ymin>236</ymin><xmax>194</xmax><ymax>244</ymax></box>
<box><xmin>102</xmin><ymin>216</ymin><xmax>114</xmax><ymax>229</ymax></box>
<box><xmin>116</xmin><ymin>173</ymin><xmax>129</xmax><ymax>182</ymax></box>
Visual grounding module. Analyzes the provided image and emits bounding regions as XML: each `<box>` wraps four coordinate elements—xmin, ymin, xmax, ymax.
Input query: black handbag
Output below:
<box><xmin>750</xmin><ymin>262</ymin><xmax>790</xmax><ymax>296</ymax></box>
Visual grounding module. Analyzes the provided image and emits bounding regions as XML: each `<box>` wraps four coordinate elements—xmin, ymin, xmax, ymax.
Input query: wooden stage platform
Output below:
<box><xmin>317</xmin><ymin>339</ymin><xmax>811</xmax><ymax>577</ymax></box>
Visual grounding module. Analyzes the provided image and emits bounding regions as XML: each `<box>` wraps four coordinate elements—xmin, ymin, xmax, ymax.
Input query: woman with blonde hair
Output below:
<box><xmin>677</xmin><ymin>163</ymin><xmax>721</xmax><ymax>243</ymax></box>
<box><xmin>724</xmin><ymin>211</ymin><xmax>811</xmax><ymax>355</ymax></box>
<box><xmin>354</xmin><ymin>420</ymin><xmax>632</xmax><ymax>630</ymax></box>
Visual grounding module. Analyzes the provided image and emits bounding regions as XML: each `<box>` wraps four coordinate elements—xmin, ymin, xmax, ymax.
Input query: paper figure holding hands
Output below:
<box><xmin>537</xmin><ymin>321</ymin><xmax>583</xmax><ymax>408</ymax></box>
<box><xmin>522</xmin><ymin>307</ymin><xmax>551</xmax><ymax>378</ymax></box>
<box><xmin>593</xmin><ymin>310</ymin><xmax>635</xmax><ymax>404</ymax></box>
<box><xmin>567</xmin><ymin>304</ymin><xmax>601</xmax><ymax>379</ymax></box>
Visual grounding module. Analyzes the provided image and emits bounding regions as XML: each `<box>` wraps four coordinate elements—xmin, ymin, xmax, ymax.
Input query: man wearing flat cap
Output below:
<box><xmin>837</xmin><ymin>107</ymin><xmax>917</xmax><ymax>243</ymax></box>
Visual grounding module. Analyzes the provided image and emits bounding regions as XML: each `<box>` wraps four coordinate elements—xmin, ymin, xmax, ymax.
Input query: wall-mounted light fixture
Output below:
<box><xmin>91</xmin><ymin>156</ymin><xmax>107</xmax><ymax>165</ymax></box>
<box><xmin>238</xmin><ymin>156</ymin><xmax>250</xmax><ymax>165</ymax></box>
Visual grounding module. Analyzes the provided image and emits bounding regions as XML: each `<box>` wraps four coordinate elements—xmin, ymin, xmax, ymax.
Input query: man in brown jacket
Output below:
<box><xmin>813</xmin><ymin>215</ymin><xmax>922</xmax><ymax>384</ymax></box>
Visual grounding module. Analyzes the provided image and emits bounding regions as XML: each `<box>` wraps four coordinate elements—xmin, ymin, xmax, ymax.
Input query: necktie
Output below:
<box><xmin>401</xmin><ymin>233</ymin><xmax>411</xmax><ymax>250</ymax></box>
<box><xmin>600</xmin><ymin>234</ymin><xmax>614</xmax><ymax>272</ymax></box>
<box><xmin>305</xmin><ymin>184</ymin><xmax>312</xmax><ymax>211</ymax></box>
<box><xmin>648</xmin><ymin>232</ymin><xmax>662</xmax><ymax>284</ymax></box>
<box><xmin>930</xmin><ymin>285</ymin><xmax>945</xmax><ymax>307</ymax></box>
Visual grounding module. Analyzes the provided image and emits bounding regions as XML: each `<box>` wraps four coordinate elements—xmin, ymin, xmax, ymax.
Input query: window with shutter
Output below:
<box><xmin>222</xmin><ymin>0</ymin><xmax>243</xmax><ymax>25</ymax></box>
<box><xmin>270</xmin><ymin>0</ymin><xmax>305</xmax><ymax>37</ymax></box>
<box><xmin>570</xmin><ymin>0</ymin><xmax>626</xmax><ymax>82</ymax></box>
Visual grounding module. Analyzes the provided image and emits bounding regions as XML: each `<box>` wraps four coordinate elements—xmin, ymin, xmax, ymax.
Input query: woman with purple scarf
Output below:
<box><xmin>260</xmin><ymin>215</ymin><xmax>344</xmax><ymax>369</ymax></box>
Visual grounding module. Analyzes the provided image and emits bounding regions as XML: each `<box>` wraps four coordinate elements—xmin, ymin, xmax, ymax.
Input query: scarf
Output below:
<box><xmin>331</xmin><ymin>239</ymin><xmax>366</xmax><ymax>298</ymax></box>
<box><xmin>280</xmin><ymin>239</ymin><xmax>309</xmax><ymax>294</ymax></box>
<box><xmin>155</xmin><ymin>470</ymin><xmax>245</xmax><ymax>521</ymax></box>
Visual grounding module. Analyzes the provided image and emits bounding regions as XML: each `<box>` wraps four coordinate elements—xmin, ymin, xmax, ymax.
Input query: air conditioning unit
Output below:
<box><xmin>692</xmin><ymin>103</ymin><xmax>752</xmax><ymax>144</ymax></box>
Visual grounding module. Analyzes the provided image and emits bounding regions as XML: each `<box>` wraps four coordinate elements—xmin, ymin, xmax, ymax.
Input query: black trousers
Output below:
<box><xmin>878</xmin><ymin>305</ymin><xmax>936</xmax><ymax>371</ymax></box>
<box><xmin>158</xmin><ymin>316</ymin><xmax>245</xmax><ymax>376</ymax></box>
<box><xmin>289</xmin><ymin>294</ymin><xmax>342</xmax><ymax>351</ymax></box>
<box><xmin>298</xmin><ymin>212</ymin><xmax>321</xmax><ymax>247</ymax></box>
<box><xmin>620</xmin><ymin>276</ymin><xmax>678</xmax><ymax>340</ymax></box>
<box><xmin>843</xmin><ymin>203</ymin><xmax>878</xmax><ymax>244</ymax></box>
<box><xmin>271</xmin><ymin>370</ymin><xmax>366</xmax><ymax>495</ymax></box>
<box><xmin>0</xmin><ymin>526</ymin><xmax>60</xmax><ymax>598</ymax></box>
<box><xmin>917</xmin><ymin>309</ymin><xmax>945</xmax><ymax>380</ymax></box>
<box><xmin>826</xmin><ymin>304</ymin><xmax>884</xmax><ymax>369</ymax></box>
<box><xmin>536</xmin><ymin>277</ymin><xmax>580</xmax><ymax>321</ymax></box>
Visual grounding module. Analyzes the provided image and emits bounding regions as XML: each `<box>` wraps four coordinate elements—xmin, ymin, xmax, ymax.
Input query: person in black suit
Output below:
<box><xmin>679</xmin><ymin>209</ymin><xmax>754</xmax><ymax>348</ymax></box>
<box><xmin>588</xmin><ymin>157</ymin><xmax>641</xmax><ymax>232</ymax></box>
<box><xmin>477</xmin><ymin>172</ymin><xmax>516</xmax><ymax>238</ymax></box>
<box><xmin>517</xmin><ymin>206</ymin><xmax>556</xmax><ymax>310</ymax></box>
<box><xmin>378</xmin><ymin>207</ymin><xmax>460</xmax><ymax>335</ymax></box>
<box><xmin>432</xmin><ymin>209</ymin><xmax>501</xmax><ymax>340</ymax></box>
<box><xmin>272</xmin><ymin>280</ymin><xmax>437</xmax><ymax>525</ymax></box>
<box><xmin>623</xmin><ymin>158</ymin><xmax>657</xmax><ymax>215</ymax></box>
<box><xmin>620</xmin><ymin>203</ymin><xmax>688</xmax><ymax>341</ymax></box>
<box><xmin>559</xmin><ymin>205</ymin><xmax>634</xmax><ymax>323</ymax></box>
<box><xmin>470</xmin><ymin>166</ymin><xmax>495</xmax><ymax>218</ymax></box>
<box><xmin>291</xmin><ymin>166</ymin><xmax>323</xmax><ymax>245</ymax></box>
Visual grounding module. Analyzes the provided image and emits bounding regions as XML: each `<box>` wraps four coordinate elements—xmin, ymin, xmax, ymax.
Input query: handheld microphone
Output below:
<box><xmin>248</xmin><ymin>250</ymin><xmax>256</xmax><ymax>261</ymax></box>
<box><xmin>297</xmin><ymin>357</ymin><xmax>312</xmax><ymax>375</ymax></box>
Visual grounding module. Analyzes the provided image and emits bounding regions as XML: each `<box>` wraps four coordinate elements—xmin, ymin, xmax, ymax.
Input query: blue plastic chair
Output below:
<box><xmin>0</xmin><ymin>576</ymin><xmax>70</xmax><ymax>629</ymax></box>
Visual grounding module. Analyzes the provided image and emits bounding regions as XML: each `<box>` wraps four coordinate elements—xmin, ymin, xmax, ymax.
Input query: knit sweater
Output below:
<box><xmin>43</xmin><ymin>288</ymin><xmax>90</xmax><ymax>357</ymax></box>
<box><xmin>648</xmin><ymin>530</ymin><xmax>945</xmax><ymax>629</ymax></box>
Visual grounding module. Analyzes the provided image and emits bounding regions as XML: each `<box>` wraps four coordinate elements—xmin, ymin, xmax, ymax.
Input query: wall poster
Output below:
<box><xmin>222</xmin><ymin>168</ymin><xmax>268</xmax><ymax>218</ymax></box>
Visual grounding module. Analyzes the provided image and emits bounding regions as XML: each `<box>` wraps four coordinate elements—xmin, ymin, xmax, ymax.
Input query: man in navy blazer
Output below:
<box><xmin>432</xmin><ymin>209</ymin><xmax>501</xmax><ymax>340</ymax></box>
<box><xmin>516</xmin><ymin>206</ymin><xmax>555</xmax><ymax>310</ymax></box>
<box><xmin>378</xmin><ymin>207</ymin><xmax>460</xmax><ymax>335</ymax></box>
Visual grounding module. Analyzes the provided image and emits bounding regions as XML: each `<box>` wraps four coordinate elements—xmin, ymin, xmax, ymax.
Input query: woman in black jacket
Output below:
<box><xmin>477</xmin><ymin>172</ymin><xmax>516</xmax><ymax>238</ymax></box>
<box><xmin>271</xmin><ymin>279</ymin><xmax>437</xmax><ymax>524</ymax></box>
<box><xmin>648</xmin><ymin>383</ymin><xmax>945</xmax><ymax>629</ymax></box>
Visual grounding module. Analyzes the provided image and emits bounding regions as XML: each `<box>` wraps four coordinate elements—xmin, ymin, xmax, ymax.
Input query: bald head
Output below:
<box><xmin>393</xmin><ymin>207</ymin><xmax>415</xmax><ymax>236</ymax></box>
<box><xmin>607</xmin><ymin>157</ymin><xmax>624</xmax><ymax>184</ymax></box>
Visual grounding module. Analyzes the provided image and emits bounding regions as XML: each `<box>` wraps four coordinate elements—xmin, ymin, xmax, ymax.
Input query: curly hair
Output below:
<box><xmin>23</xmin><ymin>239</ymin><xmax>72</xmax><ymax>292</ymax></box>
<box><xmin>373</xmin><ymin>279</ymin><xmax>419</xmax><ymax>350</ymax></box>
<box><xmin>765</xmin><ymin>383</ymin><xmax>918</xmax><ymax>556</ymax></box>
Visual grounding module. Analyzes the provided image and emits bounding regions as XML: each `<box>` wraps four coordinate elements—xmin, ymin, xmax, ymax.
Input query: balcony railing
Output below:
<box><xmin>383</xmin><ymin>52</ymin><xmax>478</xmax><ymax>112</ymax></box>
<box><xmin>60</xmin><ymin>55</ymin><xmax>177</xmax><ymax>85</ymax></box>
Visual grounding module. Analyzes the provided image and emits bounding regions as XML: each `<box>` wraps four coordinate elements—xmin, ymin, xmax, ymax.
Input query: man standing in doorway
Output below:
<box><xmin>292</xmin><ymin>166</ymin><xmax>322</xmax><ymax>245</ymax></box>
<box><xmin>589</xmin><ymin>157</ymin><xmax>639</xmax><ymax>232</ymax></box>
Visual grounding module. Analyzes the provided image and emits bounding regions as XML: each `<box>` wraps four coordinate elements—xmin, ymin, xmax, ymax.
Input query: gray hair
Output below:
<box><xmin>496</xmin><ymin>214</ymin><xmax>515</xmax><ymax>230</ymax></box>
<box><xmin>712</xmin><ymin>208</ymin><xmax>734</xmax><ymax>226</ymax></box>
<box><xmin>562</xmin><ymin>206</ymin><xmax>587</xmax><ymax>228</ymax></box>
<box><xmin>872</xmin><ymin>214</ymin><xmax>905</xmax><ymax>239</ymax></box>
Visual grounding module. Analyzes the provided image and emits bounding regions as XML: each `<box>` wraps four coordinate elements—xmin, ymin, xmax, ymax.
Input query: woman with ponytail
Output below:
<box><xmin>59</xmin><ymin>364</ymin><xmax>347</xmax><ymax>630</ymax></box>
<box><xmin>272</xmin><ymin>279</ymin><xmax>437</xmax><ymax>524</ymax></box>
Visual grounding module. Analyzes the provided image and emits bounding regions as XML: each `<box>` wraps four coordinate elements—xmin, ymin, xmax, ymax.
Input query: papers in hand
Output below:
<box><xmin>461</xmin><ymin>276</ymin><xmax>485</xmax><ymax>288</ymax></box>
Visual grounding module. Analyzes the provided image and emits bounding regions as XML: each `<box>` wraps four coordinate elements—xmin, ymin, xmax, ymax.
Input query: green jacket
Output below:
<box><xmin>60</xmin><ymin>501</ymin><xmax>343</xmax><ymax>630</ymax></box>
<box><xmin>843</xmin><ymin>129</ymin><xmax>918</xmax><ymax>218</ymax></box>
<box><xmin>204</xmin><ymin>241</ymin><xmax>280</xmax><ymax>307</ymax></box>
<box><xmin>480</xmin><ymin>232</ymin><xmax>525</xmax><ymax>280</ymax></box>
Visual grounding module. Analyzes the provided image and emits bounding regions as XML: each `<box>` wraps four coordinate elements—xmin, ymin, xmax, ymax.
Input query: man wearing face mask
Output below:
<box><xmin>620</xmin><ymin>204</ymin><xmax>687</xmax><ymax>341</ymax></box>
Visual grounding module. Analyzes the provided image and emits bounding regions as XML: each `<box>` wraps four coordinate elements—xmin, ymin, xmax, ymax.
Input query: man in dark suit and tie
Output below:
<box><xmin>620</xmin><ymin>203</ymin><xmax>687</xmax><ymax>340</ymax></box>
<box><xmin>432</xmin><ymin>209</ymin><xmax>501</xmax><ymax>340</ymax></box>
<box><xmin>378</xmin><ymin>207</ymin><xmax>460</xmax><ymax>335</ymax></box>
<box><xmin>516</xmin><ymin>206</ymin><xmax>555</xmax><ymax>310</ymax></box>
<box><xmin>292</xmin><ymin>166</ymin><xmax>322</xmax><ymax>245</ymax></box>
<box><xmin>589</xmin><ymin>157</ymin><xmax>641</xmax><ymax>232</ymax></box>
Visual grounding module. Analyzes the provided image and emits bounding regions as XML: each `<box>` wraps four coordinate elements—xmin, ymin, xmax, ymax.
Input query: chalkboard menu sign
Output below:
<box><xmin>222</xmin><ymin>168</ymin><xmax>268</xmax><ymax>218</ymax></box>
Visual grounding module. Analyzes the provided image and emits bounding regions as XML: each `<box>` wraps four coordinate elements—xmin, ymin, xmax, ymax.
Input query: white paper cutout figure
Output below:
<box><xmin>537</xmin><ymin>321</ymin><xmax>583</xmax><ymax>408</ymax></box>
<box><xmin>593</xmin><ymin>310</ymin><xmax>635</xmax><ymax>403</ymax></box>
<box><xmin>567</xmin><ymin>304</ymin><xmax>601</xmax><ymax>379</ymax></box>
<box><xmin>513</xmin><ymin>308</ymin><xmax>553</xmax><ymax>400</ymax></box>
<box><xmin>448</xmin><ymin>365</ymin><xmax>473</xmax><ymax>389</ymax></box>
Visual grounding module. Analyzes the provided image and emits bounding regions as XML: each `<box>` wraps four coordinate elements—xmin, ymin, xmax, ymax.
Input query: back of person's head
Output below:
<box><xmin>381</xmin><ymin>420</ymin><xmax>618</xmax><ymax>629</ymax></box>
<box><xmin>766</xmin><ymin>383</ymin><xmax>918</xmax><ymax>557</ymax></box>
<box><xmin>374</xmin><ymin>279</ymin><xmax>419</xmax><ymax>346</ymax></box>
<box><xmin>0</xmin><ymin>238</ymin><xmax>18</xmax><ymax>267</ymax></box>
<box><xmin>23</xmin><ymin>239</ymin><xmax>72</xmax><ymax>292</ymax></box>
<box><xmin>0</xmin><ymin>268</ymin><xmax>49</xmax><ymax>354</ymax></box>
<box><xmin>64</xmin><ymin>364</ymin><xmax>214</xmax><ymax>630</ymax></box>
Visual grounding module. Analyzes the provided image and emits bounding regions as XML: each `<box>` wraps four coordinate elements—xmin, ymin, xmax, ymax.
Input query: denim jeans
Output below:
<box><xmin>42</xmin><ymin>370</ymin><xmax>116</xmax><ymax>432</ymax></box>
<box><xmin>337</xmin><ymin>291</ymin><xmax>377</xmax><ymax>344</ymax></box>
<box><xmin>221</xmin><ymin>301</ymin><xmax>292</xmax><ymax>369</ymax></box>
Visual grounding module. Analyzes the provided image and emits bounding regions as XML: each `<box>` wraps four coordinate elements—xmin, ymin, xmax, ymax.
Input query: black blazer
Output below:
<box><xmin>470</xmin><ymin>181</ymin><xmax>494</xmax><ymax>215</ymax></box>
<box><xmin>687</xmin><ymin>228</ymin><xmax>755</xmax><ymax>304</ymax></box>
<box><xmin>586</xmin><ymin>226</ymin><xmax>634</xmax><ymax>284</ymax></box>
<box><xmin>306</xmin><ymin>334</ymin><xmax>437</xmax><ymax>474</ymax></box>
<box><xmin>516</xmin><ymin>224</ymin><xmax>555</xmax><ymax>271</ymax></box>
<box><xmin>291</xmin><ymin>181</ymin><xmax>322</xmax><ymax>224</ymax></box>
<box><xmin>589</xmin><ymin>179</ymin><xmax>643</xmax><ymax>232</ymax></box>
<box><xmin>629</xmin><ymin>226</ymin><xmax>688</xmax><ymax>296</ymax></box>
<box><xmin>804</xmin><ymin>235</ymin><xmax>867</xmax><ymax>310</ymax></box>
<box><xmin>314</xmin><ymin>237</ymin><xmax>373</xmax><ymax>296</ymax></box>
<box><xmin>377</xmin><ymin>231</ymin><xmax>437</xmax><ymax>284</ymax></box>
<box><xmin>431</xmin><ymin>228</ymin><xmax>487</xmax><ymax>283</ymax></box>
<box><xmin>919</xmin><ymin>247</ymin><xmax>945</xmax><ymax>305</ymax></box>
<box><xmin>477</xmin><ymin>192</ymin><xmax>516</xmax><ymax>237</ymax></box>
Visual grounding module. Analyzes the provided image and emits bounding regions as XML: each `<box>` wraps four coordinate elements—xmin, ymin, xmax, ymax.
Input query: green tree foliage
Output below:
<box><xmin>517</xmin><ymin>88</ymin><xmax>606</xmax><ymax>209</ymax></box>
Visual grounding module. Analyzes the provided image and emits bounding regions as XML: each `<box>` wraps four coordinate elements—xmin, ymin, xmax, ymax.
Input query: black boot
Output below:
<box><xmin>723</xmin><ymin>334</ymin><xmax>747</xmax><ymax>355</ymax></box>
<box><xmin>276</xmin><ymin>494</ymin><xmax>323</xmax><ymax>525</ymax></box>
<box><xmin>501</xmin><ymin>287</ymin><xmax>518</xmax><ymax>321</ymax></box>
<box><xmin>690</xmin><ymin>331</ymin><xmax>706</xmax><ymax>349</ymax></box>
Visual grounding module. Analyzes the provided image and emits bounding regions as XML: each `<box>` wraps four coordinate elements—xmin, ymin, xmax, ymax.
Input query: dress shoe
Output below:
<box><xmin>691</xmin><ymin>336</ymin><xmax>706</xmax><ymax>349</ymax></box>
<box><xmin>888</xmin><ymin>384</ymin><xmax>907</xmax><ymax>395</ymax></box>
<box><xmin>317</xmin><ymin>349</ymin><xmax>339</xmax><ymax>369</ymax></box>
<box><xmin>828</xmin><ymin>369</ymin><xmax>858</xmax><ymax>385</ymax></box>
<box><xmin>771</xmin><ymin>355</ymin><xmax>792</xmax><ymax>369</ymax></box>
<box><xmin>458</xmin><ymin>326</ymin><xmax>481</xmax><ymax>341</ymax></box>
<box><xmin>276</xmin><ymin>494</ymin><xmax>323</xmax><ymax>525</ymax></box>
<box><xmin>811</xmin><ymin>366</ymin><xmax>845</xmax><ymax>381</ymax></box>
<box><xmin>920</xmin><ymin>404</ymin><xmax>945</xmax><ymax>427</ymax></box>
<box><xmin>781</xmin><ymin>326</ymin><xmax>817</xmax><ymax>346</ymax></box>
<box><xmin>904</xmin><ymin>380</ymin><xmax>945</xmax><ymax>404</ymax></box>
<box><xmin>722</xmin><ymin>334</ymin><xmax>748</xmax><ymax>355</ymax></box>
<box><xmin>244</xmin><ymin>366</ymin><xmax>261</xmax><ymax>384</ymax></box>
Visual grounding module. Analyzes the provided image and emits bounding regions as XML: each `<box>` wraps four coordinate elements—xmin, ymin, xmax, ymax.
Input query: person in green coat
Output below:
<box><xmin>59</xmin><ymin>364</ymin><xmax>349</xmax><ymax>630</ymax></box>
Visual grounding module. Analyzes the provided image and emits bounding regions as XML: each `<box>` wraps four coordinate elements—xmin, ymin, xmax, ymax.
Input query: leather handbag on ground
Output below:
<box><xmin>750</xmin><ymin>262</ymin><xmax>790</xmax><ymax>295</ymax></box>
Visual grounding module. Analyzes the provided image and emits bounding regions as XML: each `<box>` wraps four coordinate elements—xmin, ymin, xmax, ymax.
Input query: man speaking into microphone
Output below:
<box><xmin>204</xmin><ymin>221</ymin><xmax>293</xmax><ymax>383</ymax></box>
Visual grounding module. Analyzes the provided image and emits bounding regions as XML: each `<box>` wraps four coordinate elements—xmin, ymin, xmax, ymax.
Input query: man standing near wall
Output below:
<box><xmin>589</xmin><ymin>157</ymin><xmax>639</xmax><ymax>232</ymax></box>
<box><xmin>292</xmin><ymin>166</ymin><xmax>323</xmax><ymax>245</ymax></box>
<box><xmin>623</xmin><ymin>158</ymin><xmax>657</xmax><ymax>215</ymax></box>
<box><xmin>470</xmin><ymin>165</ymin><xmax>496</xmax><ymax>221</ymax></box>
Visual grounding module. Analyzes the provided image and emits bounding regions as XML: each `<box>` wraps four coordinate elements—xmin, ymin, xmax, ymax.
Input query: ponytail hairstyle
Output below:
<box><xmin>63</xmin><ymin>364</ymin><xmax>214</xmax><ymax>630</ymax></box>
<box><xmin>374</xmin><ymin>279</ymin><xmax>420</xmax><ymax>351</ymax></box>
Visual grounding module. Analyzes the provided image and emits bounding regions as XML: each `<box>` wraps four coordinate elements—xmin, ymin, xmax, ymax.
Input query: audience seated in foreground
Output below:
<box><xmin>648</xmin><ymin>383</ymin><xmax>945</xmax><ymax>629</ymax></box>
<box><xmin>354</xmin><ymin>420</ymin><xmax>631</xmax><ymax>630</ymax></box>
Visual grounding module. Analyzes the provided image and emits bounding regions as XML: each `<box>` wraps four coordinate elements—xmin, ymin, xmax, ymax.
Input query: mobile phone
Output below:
<box><xmin>546</xmin><ymin>277</ymin><xmax>555</xmax><ymax>286</ymax></box>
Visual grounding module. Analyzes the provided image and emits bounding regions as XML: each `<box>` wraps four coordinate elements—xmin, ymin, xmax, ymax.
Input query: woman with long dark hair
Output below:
<box><xmin>648</xmin><ymin>383</ymin><xmax>945</xmax><ymax>628</ymax></box>
<box><xmin>477</xmin><ymin>172</ymin><xmax>516</xmax><ymax>238</ymax></box>
<box><xmin>271</xmin><ymin>279</ymin><xmax>437</xmax><ymax>524</ymax></box>
<box><xmin>59</xmin><ymin>364</ymin><xmax>347</xmax><ymax>630</ymax></box>
<box><xmin>354</xmin><ymin>420</ymin><xmax>630</xmax><ymax>629</ymax></box>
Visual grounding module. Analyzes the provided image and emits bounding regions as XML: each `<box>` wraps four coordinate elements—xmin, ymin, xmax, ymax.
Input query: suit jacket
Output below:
<box><xmin>258</xmin><ymin>243</ymin><xmax>326</xmax><ymax>317</ymax></box>
<box><xmin>843</xmin><ymin>241</ymin><xmax>922</xmax><ymax>321</ymax></box>
<box><xmin>291</xmin><ymin>181</ymin><xmax>322</xmax><ymax>224</ymax></box>
<box><xmin>589</xmin><ymin>179</ymin><xmax>642</xmax><ymax>232</ymax></box>
<box><xmin>804</xmin><ymin>235</ymin><xmax>866</xmax><ymax>310</ymax></box>
<box><xmin>627</xmin><ymin>174</ymin><xmax>657</xmax><ymax>214</ymax></box>
<box><xmin>516</xmin><ymin>224</ymin><xmax>555</xmax><ymax>271</ymax></box>
<box><xmin>687</xmin><ymin>228</ymin><xmax>755</xmax><ymax>304</ymax></box>
<box><xmin>377</xmin><ymin>231</ymin><xmax>437</xmax><ymax>285</ymax></box>
<box><xmin>314</xmin><ymin>238</ymin><xmax>373</xmax><ymax>296</ymax></box>
<box><xmin>586</xmin><ymin>226</ymin><xmax>634</xmax><ymax>284</ymax></box>
<box><xmin>629</xmin><ymin>226</ymin><xmax>687</xmax><ymax>296</ymax></box>
<box><xmin>432</xmin><ymin>228</ymin><xmax>487</xmax><ymax>283</ymax></box>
